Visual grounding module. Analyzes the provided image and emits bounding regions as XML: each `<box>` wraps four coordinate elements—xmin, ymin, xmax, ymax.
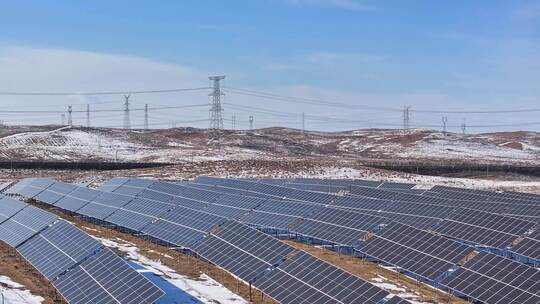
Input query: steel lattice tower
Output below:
<box><xmin>67</xmin><ymin>105</ymin><xmax>73</xmax><ymax>126</ymax></box>
<box><xmin>209</xmin><ymin>76</ymin><xmax>225</xmax><ymax>130</ymax></box>
<box><xmin>144</xmin><ymin>104</ymin><xmax>149</xmax><ymax>130</ymax></box>
<box><xmin>86</xmin><ymin>104</ymin><xmax>90</xmax><ymax>127</ymax></box>
<box><xmin>123</xmin><ymin>95</ymin><xmax>131</xmax><ymax>129</ymax></box>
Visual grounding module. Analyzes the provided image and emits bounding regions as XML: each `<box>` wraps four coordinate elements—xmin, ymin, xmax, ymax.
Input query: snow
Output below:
<box><xmin>93</xmin><ymin>237</ymin><xmax>247</xmax><ymax>304</ymax></box>
<box><xmin>0</xmin><ymin>127</ymin><xmax>270</xmax><ymax>163</ymax></box>
<box><xmin>369</xmin><ymin>275</ymin><xmax>431</xmax><ymax>304</ymax></box>
<box><xmin>0</xmin><ymin>276</ymin><xmax>44</xmax><ymax>304</ymax></box>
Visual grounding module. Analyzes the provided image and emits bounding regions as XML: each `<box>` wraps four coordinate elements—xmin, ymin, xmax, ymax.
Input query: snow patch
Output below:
<box><xmin>0</xmin><ymin>276</ymin><xmax>44</xmax><ymax>304</ymax></box>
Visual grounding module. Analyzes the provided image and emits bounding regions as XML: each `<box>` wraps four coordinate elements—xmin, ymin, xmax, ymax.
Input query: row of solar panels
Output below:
<box><xmin>6</xmin><ymin>178</ymin><xmax>407</xmax><ymax>304</ymax></box>
<box><xmin>94</xmin><ymin>176</ymin><xmax>540</xmax><ymax>304</ymax></box>
<box><xmin>190</xmin><ymin>176</ymin><xmax>540</xmax><ymax>263</ymax></box>
<box><xmin>178</xmin><ymin>176</ymin><xmax>540</xmax><ymax>304</ymax></box>
<box><xmin>0</xmin><ymin>193</ymin><xmax>164</xmax><ymax>304</ymax></box>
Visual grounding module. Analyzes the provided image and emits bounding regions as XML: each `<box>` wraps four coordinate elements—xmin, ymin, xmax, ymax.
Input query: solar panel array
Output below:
<box><xmin>361</xmin><ymin>223</ymin><xmax>475</xmax><ymax>280</ymax></box>
<box><xmin>441</xmin><ymin>252</ymin><xmax>540</xmax><ymax>304</ymax></box>
<box><xmin>0</xmin><ymin>193</ymin><xmax>164</xmax><ymax>304</ymax></box>
<box><xmin>9</xmin><ymin>178</ymin><xmax>399</xmax><ymax>304</ymax></box>
<box><xmin>254</xmin><ymin>252</ymin><xmax>389</xmax><ymax>304</ymax></box>
<box><xmin>186</xmin><ymin>176</ymin><xmax>540</xmax><ymax>303</ymax></box>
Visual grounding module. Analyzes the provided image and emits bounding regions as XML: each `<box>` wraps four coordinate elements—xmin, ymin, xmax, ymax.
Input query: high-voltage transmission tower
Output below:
<box><xmin>67</xmin><ymin>106</ymin><xmax>73</xmax><ymax>126</ymax></box>
<box><xmin>231</xmin><ymin>115</ymin><xmax>236</xmax><ymax>130</ymax></box>
<box><xmin>144</xmin><ymin>104</ymin><xmax>149</xmax><ymax>130</ymax></box>
<box><xmin>249</xmin><ymin>115</ymin><xmax>254</xmax><ymax>130</ymax></box>
<box><xmin>402</xmin><ymin>106</ymin><xmax>411</xmax><ymax>133</ymax></box>
<box><xmin>123</xmin><ymin>95</ymin><xmax>131</xmax><ymax>129</ymax></box>
<box><xmin>86</xmin><ymin>104</ymin><xmax>90</xmax><ymax>127</ymax></box>
<box><xmin>209</xmin><ymin>75</ymin><xmax>225</xmax><ymax>130</ymax></box>
<box><xmin>302</xmin><ymin>112</ymin><xmax>305</xmax><ymax>134</ymax></box>
<box><xmin>442</xmin><ymin>116</ymin><xmax>448</xmax><ymax>136</ymax></box>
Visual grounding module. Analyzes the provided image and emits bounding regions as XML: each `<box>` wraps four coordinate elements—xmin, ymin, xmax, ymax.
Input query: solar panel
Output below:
<box><xmin>123</xmin><ymin>178</ymin><xmax>156</xmax><ymax>188</ymax></box>
<box><xmin>386</xmin><ymin>296</ymin><xmax>412</xmax><ymax>304</ymax></box>
<box><xmin>16</xmin><ymin>178</ymin><xmax>55</xmax><ymax>198</ymax></box>
<box><xmin>0</xmin><ymin>196</ymin><xmax>27</xmax><ymax>223</ymax></box>
<box><xmin>378</xmin><ymin>182</ymin><xmax>416</xmax><ymax>190</ymax></box>
<box><xmin>214</xmin><ymin>193</ymin><xmax>266</xmax><ymax>209</ymax></box>
<box><xmin>433</xmin><ymin>219</ymin><xmax>521</xmax><ymax>248</ymax></box>
<box><xmin>308</xmin><ymin>208</ymin><xmax>386</xmax><ymax>231</ymax></box>
<box><xmin>141</xmin><ymin>219</ymin><xmax>205</xmax><ymax>248</ymax></box>
<box><xmin>360</xmin><ymin>223</ymin><xmax>474</xmax><ymax>280</ymax></box>
<box><xmin>255</xmin><ymin>199</ymin><xmax>321</xmax><ymax>217</ymax></box>
<box><xmin>92</xmin><ymin>191</ymin><xmax>133</xmax><ymax>208</ymax></box>
<box><xmin>17</xmin><ymin>220</ymin><xmax>102</xmax><ymax>279</ymax></box>
<box><xmin>105</xmin><ymin>210</ymin><xmax>155</xmax><ymax>232</ymax></box>
<box><xmin>148</xmin><ymin>181</ymin><xmax>187</xmax><ymax>196</ymax></box>
<box><xmin>0</xmin><ymin>206</ymin><xmax>57</xmax><ymax>247</ymax></box>
<box><xmin>137</xmin><ymin>189</ymin><xmax>175</xmax><ymax>203</ymax></box>
<box><xmin>3</xmin><ymin>178</ymin><xmax>35</xmax><ymax>195</ymax></box>
<box><xmin>291</xmin><ymin>208</ymin><xmax>385</xmax><ymax>246</ymax></box>
<box><xmin>291</xmin><ymin>219</ymin><xmax>367</xmax><ymax>246</ymax></box>
<box><xmin>54</xmin><ymin>196</ymin><xmax>91</xmax><ymax>212</ymax></box>
<box><xmin>104</xmin><ymin>198</ymin><xmax>173</xmax><ymax>231</ymax></box>
<box><xmin>9</xmin><ymin>205</ymin><xmax>57</xmax><ymax>232</ymax></box>
<box><xmin>255</xmin><ymin>252</ymin><xmax>389</xmax><ymax>304</ymax></box>
<box><xmin>54</xmin><ymin>264</ymin><xmax>118</xmax><ymax>304</ymax></box>
<box><xmin>17</xmin><ymin>235</ymin><xmax>76</xmax><ymax>280</ymax></box>
<box><xmin>204</xmin><ymin>204</ymin><xmax>248</xmax><ymax>219</ymax></box>
<box><xmin>33</xmin><ymin>182</ymin><xmax>77</xmax><ymax>205</ymax></box>
<box><xmin>97</xmin><ymin>177</ymin><xmax>129</xmax><ymax>192</ymax></box>
<box><xmin>77</xmin><ymin>202</ymin><xmax>119</xmax><ymax>220</ymax></box>
<box><xmin>211</xmin><ymin>220</ymin><xmax>295</xmax><ymax>263</ymax></box>
<box><xmin>113</xmin><ymin>184</ymin><xmax>147</xmax><ymax>196</ymax></box>
<box><xmin>55</xmin><ymin>248</ymin><xmax>164</xmax><ymax>304</ymax></box>
<box><xmin>241</xmin><ymin>210</ymin><xmax>300</xmax><ymax>229</ymax></box>
<box><xmin>511</xmin><ymin>231</ymin><xmax>540</xmax><ymax>261</ymax></box>
<box><xmin>441</xmin><ymin>252</ymin><xmax>540</xmax><ymax>304</ymax></box>
<box><xmin>161</xmin><ymin>205</ymin><xmax>227</xmax><ymax>231</ymax></box>
<box><xmin>192</xmin><ymin>233</ymin><xmax>272</xmax><ymax>282</ymax></box>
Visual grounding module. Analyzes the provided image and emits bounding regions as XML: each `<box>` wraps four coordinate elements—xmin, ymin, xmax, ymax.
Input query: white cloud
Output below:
<box><xmin>0</xmin><ymin>45</ymin><xmax>211</xmax><ymax>127</ymax></box>
<box><xmin>286</xmin><ymin>0</ymin><xmax>373</xmax><ymax>11</ymax></box>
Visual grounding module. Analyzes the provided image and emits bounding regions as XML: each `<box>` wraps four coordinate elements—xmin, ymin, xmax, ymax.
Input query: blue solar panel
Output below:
<box><xmin>55</xmin><ymin>248</ymin><xmax>164</xmax><ymax>304</ymax></box>
<box><xmin>77</xmin><ymin>202</ymin><xmax>119</xmax><ymax>220</ymax></box>
<box><xmin>0</xmin><ymin>196</ymin><xmax>27</xmax><ymax>223</ymax></box>
<box><xmin>17</xmin><ymin>220</ymin><xmax>102</xmax><ymax>279</ymax></box>
<box><xmin>0</xmin><ymin>206</ymin><xmax>57</xmax><ymax>247</ymax></box>
<box><xmin>254</xmin><ymin>252</ymin><xmax>389</xmax><ymax>304</ymax></box>
<box><xmin>241</xmin><ymin>210</ymin><xmax>300</xmax><ymax>229</ymax></box>
<box><xmin>161</xmin><ymin>205</ymin><xmax>227</xmax><ymax>231</ymax></box>
<box><xmin>3</xmin><ymin>178</ymin><xmax>34</xmax><ymax>195</ymax></box>
<box><xmin>92</xmin><ymin>192</ymin><xmax>133</xmax><ymax>208</ymax></box>
<box><xmin>141</xmin><ymin>219</ymin><xmax>205</xmax><ymax>248</ymax></box>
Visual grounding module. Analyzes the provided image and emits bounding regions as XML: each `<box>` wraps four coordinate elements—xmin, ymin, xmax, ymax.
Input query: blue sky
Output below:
<box><xmin>0</xmin><ymin>0</ymin><xmax>539</xmax><ymax>131</ymax></box>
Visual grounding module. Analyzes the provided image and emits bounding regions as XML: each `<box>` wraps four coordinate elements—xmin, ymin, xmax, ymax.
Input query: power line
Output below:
<box><xmin>0</xmin><ymin>104</ymin><xmax>208</xmax><ymax>114</ymax></box>
<box><xmin>0</xmin><ymin>87</ymin><xmax>210</xmax><ymax>96</ymax></box>
<box><xmin>224</xmin><ymin>87</ymin><xmax>403</xmax><ymax>112</ymax></box>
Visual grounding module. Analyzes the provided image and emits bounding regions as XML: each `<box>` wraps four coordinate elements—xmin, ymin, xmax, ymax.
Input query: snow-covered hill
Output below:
<box><xmin>0</xmin><ymin>125</ymin><xmax>538</xmax><ymax>164</ymax></box>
